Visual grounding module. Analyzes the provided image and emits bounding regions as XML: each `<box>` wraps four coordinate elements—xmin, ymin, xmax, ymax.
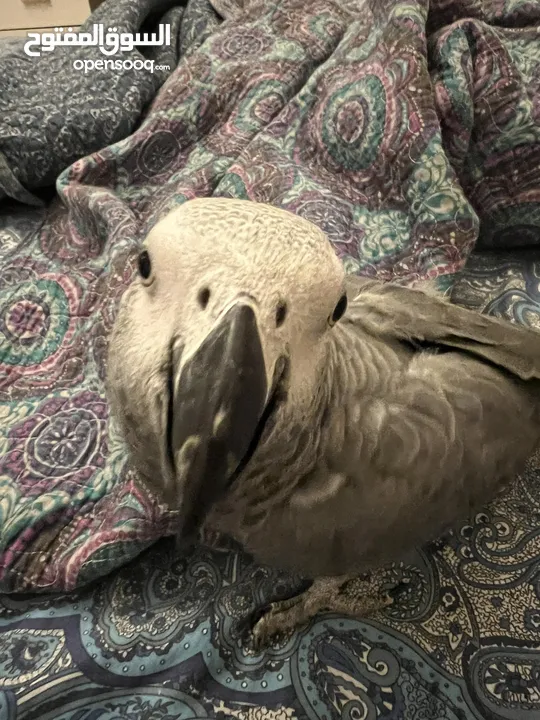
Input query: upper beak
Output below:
<box><xmin>169</xmin><ymin>302</ymin><xmax>268</xmax><ymax>541</ymax></box>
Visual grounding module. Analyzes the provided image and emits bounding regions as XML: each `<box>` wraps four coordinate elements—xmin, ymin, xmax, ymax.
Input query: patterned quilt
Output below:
<box><xmin>1</xmin><ymin>0</ymin><xmax>540</xmax><ymax>717</ymax></box>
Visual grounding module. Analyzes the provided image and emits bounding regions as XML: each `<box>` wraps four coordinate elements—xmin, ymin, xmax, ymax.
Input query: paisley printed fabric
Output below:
<box><xmin>1</xmin><ymin>0</ymin><xmax>540</xmax><ymax>717</ymax></box>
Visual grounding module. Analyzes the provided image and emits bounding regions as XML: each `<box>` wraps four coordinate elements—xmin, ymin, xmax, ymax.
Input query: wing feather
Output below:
<box><xmin>344</xmin><ymin>276</ymin><xmax>540</xmax><ymax>381</ymax></box>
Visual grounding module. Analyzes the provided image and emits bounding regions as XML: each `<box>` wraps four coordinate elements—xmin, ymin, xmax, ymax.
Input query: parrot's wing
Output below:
<box><xmin>344</xmin><ymin>275</ymin><xmax>540</xmax><ymax>382</ymax></box>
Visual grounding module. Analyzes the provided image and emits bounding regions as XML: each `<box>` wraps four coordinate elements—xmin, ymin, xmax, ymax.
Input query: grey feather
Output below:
<box><xmin>107</xmin><ymin>198</ymin><xmax>540</xmax><ymax>635</ymax></box>
<box><xmin>345</xmin><ymin>274</ymin><xmax>540</xmax><ymax>380</ymax></box>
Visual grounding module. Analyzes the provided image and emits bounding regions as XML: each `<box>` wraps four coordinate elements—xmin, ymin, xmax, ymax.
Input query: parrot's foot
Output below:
<box><xmin>251</xmin><ymin>569</ymin><xmax>407</xmax><ymax>650</ymax></box>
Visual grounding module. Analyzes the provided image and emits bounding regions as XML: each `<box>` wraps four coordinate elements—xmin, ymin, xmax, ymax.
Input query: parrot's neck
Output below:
<box><xmin>214</xmin><ymin>323</ymin><xmax>382</xmax><ymax>522</ymax></box>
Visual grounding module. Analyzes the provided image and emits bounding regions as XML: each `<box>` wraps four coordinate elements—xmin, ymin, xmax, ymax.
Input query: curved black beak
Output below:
<box><xmin>169</xmin><ymin>303</ymin><xmax>268</xmax><ymax>541</ymax></box>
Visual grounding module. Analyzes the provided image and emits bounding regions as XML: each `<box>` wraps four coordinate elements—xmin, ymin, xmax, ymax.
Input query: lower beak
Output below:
<box><xmin>170</xmin><ymin>302</ymin><xmax>268</xmax><ymax>540</ymax></box>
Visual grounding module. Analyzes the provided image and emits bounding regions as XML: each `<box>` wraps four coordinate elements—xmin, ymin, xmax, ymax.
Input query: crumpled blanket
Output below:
<box><xmin>0</xmin><ymin>0</ymin><xmax>539</xmax><ymax>604</ymax></box>
<box><xmin>0</xmin><ymin>0</ymin><xmax>185</xmax><ymax>206</ymax></box>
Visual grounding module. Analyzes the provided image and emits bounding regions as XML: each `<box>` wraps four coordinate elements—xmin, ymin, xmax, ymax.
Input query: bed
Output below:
<box><xmin>1</xmin><ymin>0</ymin><xmax>540</xmax><ymax>717</ymax></box>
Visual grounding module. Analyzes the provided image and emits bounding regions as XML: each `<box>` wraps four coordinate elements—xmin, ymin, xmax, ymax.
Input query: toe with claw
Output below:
<box><xmin>251</xmin><ymin>567</ymin><xmax>408</xmax><ymax>650</ymax></box>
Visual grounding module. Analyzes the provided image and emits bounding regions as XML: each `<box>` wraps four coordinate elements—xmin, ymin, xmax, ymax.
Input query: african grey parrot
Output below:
<box><xmin>107</xmin><ymin>198</ymin><xmax>540</xmax><ymax>646</ymax></box>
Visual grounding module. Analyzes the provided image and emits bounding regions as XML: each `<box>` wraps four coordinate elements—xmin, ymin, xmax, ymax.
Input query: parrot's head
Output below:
<box><xmin>108</xmin><ymin>198</ymin><xmax>347</xmax><ymax>539</ymax></box>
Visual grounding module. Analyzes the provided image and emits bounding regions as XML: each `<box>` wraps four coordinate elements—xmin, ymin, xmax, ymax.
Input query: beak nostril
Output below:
<box><xmin>275</xmin><ymin>301</ymin><xmax>288</xmax><ymax>328</ymax></box>
<box><xmin>198</xmin><ymin>287</ymin><xmax>211</xmax><ymax>310</ymax></box>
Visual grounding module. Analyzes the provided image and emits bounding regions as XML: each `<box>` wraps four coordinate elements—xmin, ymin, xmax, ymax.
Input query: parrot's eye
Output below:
<box><xmin>137</xmin><ymin>250</ymin><xmax>153</xmax><ymax>285</ymax></box>
<box><xmin>198</xmin><ymin>287</ymin><xmax>211</xmax><ymax>309</ymax></box>
<box><xmin>329</xmin><ymin>293</ymin><xmax>348</xmax><ymax>326</ymax></box>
